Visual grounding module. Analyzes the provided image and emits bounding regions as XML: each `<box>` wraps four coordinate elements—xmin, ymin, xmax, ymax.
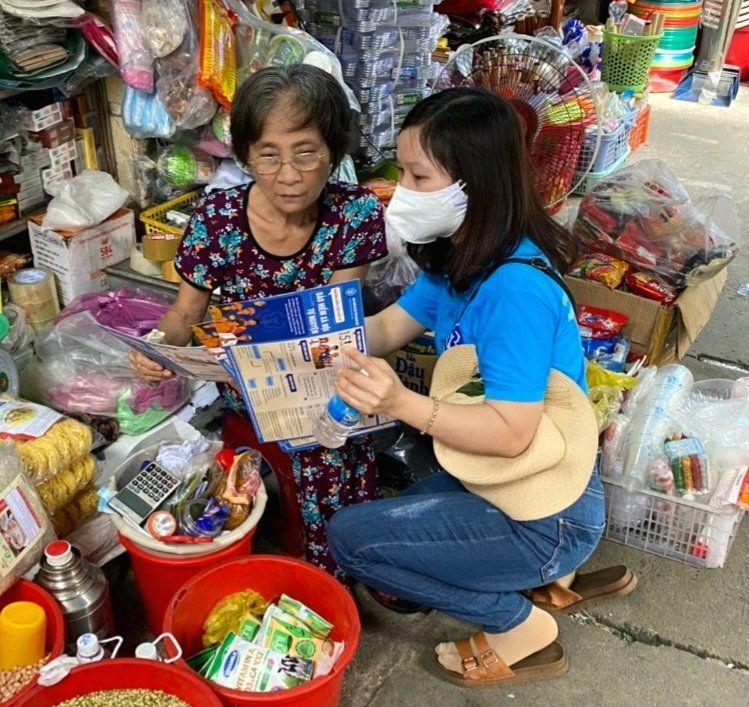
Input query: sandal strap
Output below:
<box><xmin>472</xmin><ymin>632</ymin><xmax>514</xmax><ymax>679</ymax></box>
<box><xmin>531</xmin><ymin>582</ymin><xmax>583</xmax><ymax>610</ymax></box>
<box><xmin>455</xmin><ymin>638</ymin><xmax>483</xmax><ymax>680</ymax></box>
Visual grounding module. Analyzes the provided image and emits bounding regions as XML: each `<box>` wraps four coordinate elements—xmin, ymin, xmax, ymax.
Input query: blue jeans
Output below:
<box><xmin>328</xmin><ymin>470</ymin><xmax>605</xmax><ymax>633</ymax></box>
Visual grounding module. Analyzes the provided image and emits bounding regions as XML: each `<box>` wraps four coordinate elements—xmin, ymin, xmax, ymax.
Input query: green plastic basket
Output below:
<box><xmin>602</xmin><ymin>31</ymin><xmax>664</xmax><ymax>93</ymax></box>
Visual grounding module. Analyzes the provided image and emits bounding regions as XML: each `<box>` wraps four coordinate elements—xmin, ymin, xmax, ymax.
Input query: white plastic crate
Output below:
<box><xmin>572</xmin><ymin>149</ymin><xmax>630</xmax><ymax>196</ymax></box>
<box><xmin>602</xmin><ymin>477</ymin><xmax>743</xmax><ymax>568</ymax></box>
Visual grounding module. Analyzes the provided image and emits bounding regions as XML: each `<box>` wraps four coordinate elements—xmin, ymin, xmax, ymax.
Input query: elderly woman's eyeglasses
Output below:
<box><xmin>249</xmin><ymin>152</ymin><xmax>326</xmax><ymax>175</ymax></box>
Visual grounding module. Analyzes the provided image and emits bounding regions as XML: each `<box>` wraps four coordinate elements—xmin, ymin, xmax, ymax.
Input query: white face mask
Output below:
<box><xmin>385</xmin><ymin>181</ymin><xmax>468</xmax><ymax>245</ymax></box>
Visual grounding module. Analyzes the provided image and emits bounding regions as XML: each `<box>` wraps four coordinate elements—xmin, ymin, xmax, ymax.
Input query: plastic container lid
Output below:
<box><xmin>134</xmin><ymin>642</ymin><xmax>158</xmax><ymax>660</ymax></box>
<box><xmin>44</xmin><ymin>541</ymin><xmax>73</xmax><ymax>568</ymax></box>
<box><xmin>76</xmin><ymin>633</ymin><xmax>101</xmax><ymax>659</ymax></box>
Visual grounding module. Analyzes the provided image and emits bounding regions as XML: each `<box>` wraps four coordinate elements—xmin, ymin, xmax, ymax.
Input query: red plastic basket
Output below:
<box><xmin>15</xmin><ymin>659</ymin><xmax>222</xmax><ymax>706</ymax></box>
<box><xmin>629</xmin><ymin>104</ymin><xmax>652</xmax><ymax>152</ymax></box>
<box><xmin>163</xmin><ymin>555</ymin><xmax>361</xmax><ymax>707</ymax></box>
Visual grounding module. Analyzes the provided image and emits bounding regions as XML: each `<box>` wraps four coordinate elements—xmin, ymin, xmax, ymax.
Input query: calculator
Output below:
<box><xmin>108</xmin><ymin>461</ymin><xmax>180</xmax><ymax>526</ymax></box>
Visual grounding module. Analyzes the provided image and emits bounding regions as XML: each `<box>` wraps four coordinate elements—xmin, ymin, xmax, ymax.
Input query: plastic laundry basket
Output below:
<box><xmin>602</xmin><ymin>30</ymin><xmax>664</xmax><ymax>93</ymax></box>
<box><xmin>15</xmin><ymin>659</ymin><xmax>222</xmax><ymax>706</ymax></box>
<box><xmin>163</xmin><ymin>556</ymin><xmax>361</xmax><ymax>707</ymax></box>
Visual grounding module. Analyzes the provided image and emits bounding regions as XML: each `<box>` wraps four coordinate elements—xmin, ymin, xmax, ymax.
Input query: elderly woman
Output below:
<box><xmin>130</xmin><ymin>66</ymin><xmax>387</xmax><ymax>577</ymax></box>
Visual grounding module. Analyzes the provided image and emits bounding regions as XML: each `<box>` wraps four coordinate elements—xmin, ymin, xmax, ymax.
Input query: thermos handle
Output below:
<box><xmin>100</xmin><ymin>635</ymin><xmax>124</xmax><ymax>659</ymax></box>
<box><xmin>152</xmin><ymin>632</ymin><xmax>183</xmax><ymax>664</ymax></box>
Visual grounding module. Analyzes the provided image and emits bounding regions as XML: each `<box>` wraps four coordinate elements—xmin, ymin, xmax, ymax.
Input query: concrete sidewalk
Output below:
<box><xmin>341</xmin><ymin>90</ymin><xmax>749</xmax><ymax>706</ymax></box>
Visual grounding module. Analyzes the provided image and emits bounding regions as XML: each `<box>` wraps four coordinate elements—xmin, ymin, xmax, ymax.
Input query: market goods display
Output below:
<box><xmin>191</xmin><ymin>590</ymin><xmax>342</xmax><ymax>693</ymax></box>
<box><xmin>575</xmin><ymin>159</ymin><xmax>740</xmax><ymax>289</ymax></box>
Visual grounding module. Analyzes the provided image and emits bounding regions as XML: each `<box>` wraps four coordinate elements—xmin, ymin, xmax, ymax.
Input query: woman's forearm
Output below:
<box><xmin>393</xmin><ymin>389</ymin><xmax>534</xmax><ymax>458</ymax></box>
<box><xmin>157</xmin><ymin>308</ymin><xmax>198</xmax><ymax>346</ymax></box>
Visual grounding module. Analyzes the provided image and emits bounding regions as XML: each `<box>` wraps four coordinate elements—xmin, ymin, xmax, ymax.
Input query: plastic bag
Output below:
<box><xmin>574</xmin><ymin>160</ymin><xmax>741</xmax><ymax>288</ymax></box>
<box><xmin>211</xmin><ymin>450</ymin><xmax>262</xmax><ymax>530</ymax></box>
<box><xmin>36</xmin><ymin>454</ymin><xmax>97</xmax><ymax>515</ymax></box>
<box><xmin>50</xmin><ymin>482</ymin><xmax>98</xmax><ymax>538</ymax></box>
<box><xmin>20</xmin><ymin>311</ymin><xmax>190</xmax><ymax>436</ymax></box>
<box><xmin>111</xmin><ymin>0</ymin><xmax>154</xmax><ymax>91</ymax></box>
<box><xmin>198</xmin><ymin>0</ymin><xmax>237</xmax><ymax>108</ymax></box>
<box><xmin>0</xmin><ymin>443</ymin><xmax>54</xmax><ymax>595</ymax></box>
<box><xmin>0</xmin><ymin>398</ymin><xmax>95</xmax><ymax>484</ymax></box>
<box><xmin>202</xmin><ymin>589</ymin><xmax>270</xmax><ymax>647</ymax></box>
<box><xmin>42</xmin><ymin>170</ymin><xmax>129</xmax><ymax>232</ymax></box>
<box><xmin>55</xmin><ymin>287</ymin><xmax>171</xmax><ymax>337</ymax></box>
<box><xmin>78</xmin><ymin>12</ymin><xmax>119</xmax><ymax>68</ymax></box>
<box><xmin>365</xmin><ymin>235</ymin><xmax>420</xmax><ymax>310</ymax></box>
<box><xmin>155</xmin><ymin>0</ymin><xmax>217</xmax><ymax>130</ymax></box>
<box><xmin>141</xmin><ymin>0</ymin><xmax>188</xmax><ymax>58</ymax></box>
<box><xmin>122</xmin><ymin>84</ymin><xmax>176</xmax><ymax>139</ymax></box>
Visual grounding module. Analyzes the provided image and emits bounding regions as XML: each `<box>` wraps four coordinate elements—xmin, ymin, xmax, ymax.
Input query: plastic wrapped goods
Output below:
<box><xmin>574</xmin><ymin>160</ymin><xmax>740</xmax><ymax>288</ymax></box>
<box><xmin>0</xmin><ymin>444</ymin><xmax>54</xmax><ymax>595</ymax></box>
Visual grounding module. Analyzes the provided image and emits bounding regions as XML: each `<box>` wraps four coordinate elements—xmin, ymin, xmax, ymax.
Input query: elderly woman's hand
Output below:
<box><xmin>129</xmin><ymin>350</ymin><xmax>174</xmax><ymax>384</ymax></box>
<box><xmin>335</xmin><ymin>348</ymin><xmax>408</xmax><ymax>417</ymax></box>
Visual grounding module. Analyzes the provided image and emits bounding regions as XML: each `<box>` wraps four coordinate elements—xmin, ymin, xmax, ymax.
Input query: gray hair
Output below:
<box><xmin>230</xmin><ymin>65</ymin><xmax>354</xmax><ymax>168</ymax></box>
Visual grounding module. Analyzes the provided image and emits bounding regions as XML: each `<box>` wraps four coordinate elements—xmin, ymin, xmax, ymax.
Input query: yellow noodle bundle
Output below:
<box><xmin>16</xmin><ymin>419</ymin><xmax>93</xmax><ymax>483</ymax></box>
<box><xmin>51</xmin><ymin>483</ymin><xmax>99</xmax><ymax>538</ymax></box>
<box><xmin>37</xmin><ymin>455</ymin><xmax>97</xmax><ymax>515</ymax></box>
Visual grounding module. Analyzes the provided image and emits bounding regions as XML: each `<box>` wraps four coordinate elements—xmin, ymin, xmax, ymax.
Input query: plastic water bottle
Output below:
<box><xmin>312</xmin><ymin>395</ymin><xmax>362</xmax><ymax>449</ymax></box>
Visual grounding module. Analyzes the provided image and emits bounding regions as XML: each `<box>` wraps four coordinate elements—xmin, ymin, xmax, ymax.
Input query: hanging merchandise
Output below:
<box><xmin>141</xmin><ymin>0</ymin><xmax>189</xmax><ymax>58</ymax></box>
<box><xmin>157</xmin><ymin>144</ymin><xmax>217</xmax><ymax>191</ymax></box>
<box><xmin>77</xmin><ymin>12</ymin><xmax>119</xmax><ymax>68</ymax></box>
<box><xmin>198</xmin><ymin>0</ymin><xmax>237</xmax><ymax>108</ymax></box>
<box><xmin>155</xmin><ymin>0</ymin><xmax>218</xmax><ymax>131</ymax></box>
<box><xmin>122</xmin><ymin>84</ymin><xmax>177</xmax><ymax>139</ymax></box>
<box><xmin>111</xmin><ymin>0</ymin><xmax>154</xmax><ymax>92</ymax></box>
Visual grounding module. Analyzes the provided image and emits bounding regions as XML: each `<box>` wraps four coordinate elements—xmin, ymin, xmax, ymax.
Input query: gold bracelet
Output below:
<box><xmin>421</xmin><ymin>396</ymin><xmax>440</xmax><ymax>436</ymax></box>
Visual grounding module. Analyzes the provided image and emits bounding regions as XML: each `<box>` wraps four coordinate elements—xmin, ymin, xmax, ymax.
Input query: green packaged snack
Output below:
<box><xmin>277</xmin><ymin>594</ymin><xmax>333</xmax><ymax>637</ymax></box>
<box><xmin>205</xmin><ymin>631</ymin><xmax>313</xmax><ymax>693</ymax></box>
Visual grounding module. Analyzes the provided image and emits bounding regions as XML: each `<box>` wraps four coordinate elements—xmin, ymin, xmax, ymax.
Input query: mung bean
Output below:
<box><xmin>55</xmin><ymin>689</ymin><xmax>191</xmax><ymax>707</ymax></box>
<box><xmin>0</xmin><ymin>655</ymin><xmax>49</xmax><ymax>703</ymax></box>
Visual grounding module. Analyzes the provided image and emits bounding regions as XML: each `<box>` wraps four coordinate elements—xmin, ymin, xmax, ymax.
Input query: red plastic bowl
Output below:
<box><xmin>14</xmin><ymin>659</ymin><xmax>222</xmax><ymax>706</ymax></box>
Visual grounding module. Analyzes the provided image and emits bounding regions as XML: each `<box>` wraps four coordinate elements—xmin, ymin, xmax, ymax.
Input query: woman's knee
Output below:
<box><xmin>328</xmin><ymin>505</ymin><xmax>366</xmax><ymax>566</ymax></box>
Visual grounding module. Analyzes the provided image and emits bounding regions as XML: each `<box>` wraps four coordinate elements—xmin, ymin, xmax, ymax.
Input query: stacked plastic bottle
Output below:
<box><xmin>301</xmin><ymin>0</ymin><xmax>448</xmax><ymax>168</ymax></box>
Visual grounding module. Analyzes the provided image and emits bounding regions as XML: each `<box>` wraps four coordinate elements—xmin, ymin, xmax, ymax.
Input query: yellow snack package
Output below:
<box><xmin>202</xmin><ymin>589</ymin><xmax>270</xmax><ymax>647</ymax></box>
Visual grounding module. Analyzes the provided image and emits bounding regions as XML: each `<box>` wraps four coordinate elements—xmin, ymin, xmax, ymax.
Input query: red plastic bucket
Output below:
<box><xmin>1</xmin><ymin>580</ymin><xmax>65</xmax><ymax>705</ymax></box>
<box><xmin>120</xmin><ymin>529</ymin><xmax>256</xmax><ymax>636</ymax></box>
<box><xmin>163</xmin><ymin>556</ymin><xmax>361</xmax><ymax>707</ymax></box>
<box><xmin>15</xmin><ymin>658</ymin><xmax>222</xmax><ymax>706</ymax></box>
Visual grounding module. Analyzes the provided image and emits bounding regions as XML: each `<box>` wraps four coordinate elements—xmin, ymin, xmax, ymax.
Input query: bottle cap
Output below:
<box><xmin>214</xmin><ymin>449</ymin><xmax>236</xmax><ymax>472</ymax></box>
<box><xmin>45</xmin><ymin>540</ymin><xmax>73</xmax><ymax>568</ymax></box>
<box><xmin>76</xmin><ymin>633</ymin><xmax>101</xmax><ymax>659</ymax></box>
<box><xmin>135</xmin><ymin>642</ymin><xmax>158</xmax><ymax>660</ymax></box>
<box><xmin>145</xmin><ymin>511</ymin><xmax>177</xmax><ymax>540</ymax></box>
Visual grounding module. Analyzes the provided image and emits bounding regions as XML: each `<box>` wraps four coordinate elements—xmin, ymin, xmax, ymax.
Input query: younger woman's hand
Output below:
<box><xmin>335</xmin><ymin>348</ymin><xmax>408</xmax><ymax>417</ymax></box>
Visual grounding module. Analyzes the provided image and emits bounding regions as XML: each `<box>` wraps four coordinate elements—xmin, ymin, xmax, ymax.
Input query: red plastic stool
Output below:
<box><xmin>221</xmin><ymin>412</ymin><xmax>306</xmax><ymax>557</ymax></box>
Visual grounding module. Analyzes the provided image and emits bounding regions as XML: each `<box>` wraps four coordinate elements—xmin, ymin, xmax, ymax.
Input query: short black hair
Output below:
<box><xmin>230</xmin><ymin>65</ymin><xmax>353</xmax><ymax>168</ymax></box>
<box><xmin>402</xmin><ymin>87</ymin><xmax>579</xmax><ymax>292</ymax></box>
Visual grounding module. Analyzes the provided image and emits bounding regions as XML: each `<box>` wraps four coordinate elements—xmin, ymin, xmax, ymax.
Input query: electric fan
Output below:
<box><xmin>433</xmin><ymin>34</ymin><xmax>602</xmax><ymax>207</ymax></box>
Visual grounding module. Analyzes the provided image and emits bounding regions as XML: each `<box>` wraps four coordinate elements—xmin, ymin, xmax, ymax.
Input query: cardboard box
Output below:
<box><xmin>28</xmin><ymin>208</ymin><xmax>136</xmax><ymax>305</ymax></box>
<box><xmin>27</xmin><ymin>118</ymin><xmax>76</xmax><ymax>149</ymax></box>
<box><xmin>385</xmin><ymin>333</ymin><xmax>438</xmax><ymax>395</ymax></box>
<box><xmin>48</xmin><ymin>140</ymin><xmax>77</xmax><ymax>169</ymax></box>
<box><xmin>22</xmin><ymin>102</ymin><xmax>64</xmax><ymax>131</ymax></box>
<box><xmin>565</xmin><ymin>271</ymin><xmax>727</xmax><ymax>364</ymax></box>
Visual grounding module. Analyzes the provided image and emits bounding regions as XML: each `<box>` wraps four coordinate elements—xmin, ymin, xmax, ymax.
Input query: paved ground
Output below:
<box><xmin>339</xmin><ymin>89</ymin><xmax>749</xmax><ymax>707</ymax></box>
<box><xmin>108</xmin><ymin>89</ymin><xmax>749</xmax><ymax>706</ymax></box>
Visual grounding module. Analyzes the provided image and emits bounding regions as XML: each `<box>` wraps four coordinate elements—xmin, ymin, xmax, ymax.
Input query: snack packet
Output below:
<box><xmin>625</xmin><ymin>271</ymin><xmax>678</xmax><ymax>305</ymax></box>
<box><xmin>205</xmin><ymin>632</ymin><xmax>313</xmax><ymax>692</ymax></box>
<box><xmin>577</xmin><ymin>306</ymin><xmax>628</xmax><ymax>340</ymax></box>
<box><xmin>256</xmin><ymin>606</ymin><xmax>344</xmax><ymax>677</ymax></box>
<box><xmin>570</xmin><ymin>252</ymin><xmax>631</xmax><ymax>289</ymax></box>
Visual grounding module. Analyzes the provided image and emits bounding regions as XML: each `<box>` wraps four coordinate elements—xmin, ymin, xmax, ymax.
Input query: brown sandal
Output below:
<box><xmin>435</xmin><ymin>631</ymin><xmax>568</xmax><ymax>688</ymax></box>
<box><xmin>531</xmin><ymin>565</ymin><xmax>638</xmax><ymax>615</ymax></box>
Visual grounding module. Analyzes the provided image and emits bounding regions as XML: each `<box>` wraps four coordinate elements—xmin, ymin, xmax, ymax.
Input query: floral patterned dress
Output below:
<box><xmin>174</xmin><ymin>181</ymin><xmax>386</xmax><ymax>578</ymax></box>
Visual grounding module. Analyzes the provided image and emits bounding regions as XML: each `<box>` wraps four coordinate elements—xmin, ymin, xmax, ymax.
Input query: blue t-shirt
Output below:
<box><xmin>397</xmin><ymin>238</ymin><xmax>586</xmax><ymax>403</ymax></box>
